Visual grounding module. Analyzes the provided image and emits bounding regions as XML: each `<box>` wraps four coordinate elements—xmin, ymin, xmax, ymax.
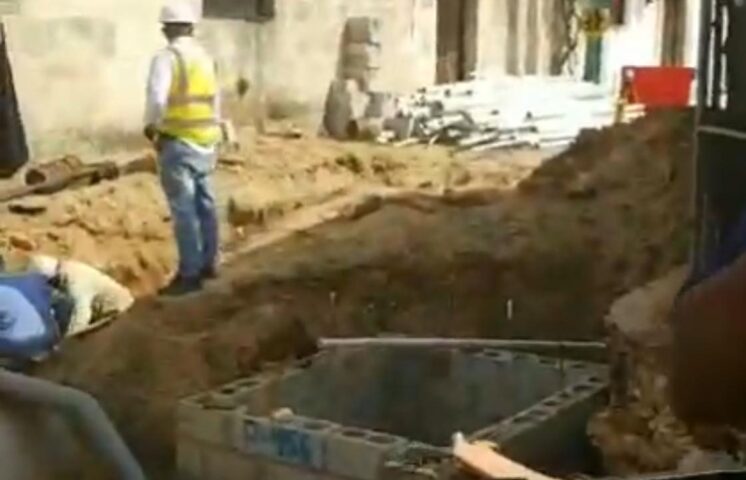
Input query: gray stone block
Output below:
<box><xmin>200</xmin><ymin>445</ymin><xmax>261</xmax><ymax>480</ymax></box>
<box><xmin>326</xmin><ymin>428</ymin><xmax>407</xmax><ymax>480</ymax></box>
<box><xmin>344</xmin><ymin>17</ymin><xmax>382</xmax><ymax>45</ymax></box>
<box><xmin>177</xmin><ymin>395</ymin><xmax>238</xmax><ymax>447</ymax></box>
<box><xmin>236</xmin><ymin>414</ymin><xmax>332</xmax><ymax>471</ymax></box>
<box><xmin>343</xmin><ymin>43</ymin><xmax>382</xmax><ymax>70</ymax></box>
<box><xmin>176</xmin><ymin>439</ymin><xmax>205</xmax><ymax>480</ymax></box>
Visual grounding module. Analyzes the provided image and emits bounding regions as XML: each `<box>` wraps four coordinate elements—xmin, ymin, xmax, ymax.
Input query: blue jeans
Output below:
<box><xmin>158</xmin><ymin>139</ymin><xmax>219</xmax><ymax>279</ymax></box>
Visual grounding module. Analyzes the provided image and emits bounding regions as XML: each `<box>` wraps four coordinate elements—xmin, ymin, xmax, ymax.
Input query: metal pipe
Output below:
<box><xmin>698</xmin><ymin>125</ymin><xmax>746</xmax><ymax>141</ymax></box>
<box><xmin>0</xmin><ymin>369</ymin><xmax>146</xmax><ymax>480</ymax></box>
<box><xmin>712</xmin><ymin>0</ymin><xmax>724</xmax><ymax>108</ymax></box>
<box><xmin>318</xmin><ymin>337</ymin><xmax>607</xmax><ymax>350</ymax></box>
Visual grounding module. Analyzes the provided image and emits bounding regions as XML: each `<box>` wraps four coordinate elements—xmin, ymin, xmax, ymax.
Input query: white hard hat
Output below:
<box><xmin>160</xmin><ymin>2</ymin><xmax>199</xmax><ymax>24</ymax></box>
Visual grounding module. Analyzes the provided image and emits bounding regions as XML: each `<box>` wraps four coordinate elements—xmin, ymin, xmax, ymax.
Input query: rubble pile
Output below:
<box><xmin>589</xmin><ymin>268</ymin><xmax>745</xmax><ymax>475</ymax></box>
<box><xmin>378</xmin><ymin>76</ymin><xmax>644</xmax><ymax>152</ymax></box>
<box><xmin>588</xmin><ymin>268</ymin><xmax>693</xmax><ymax>474</ymax></box>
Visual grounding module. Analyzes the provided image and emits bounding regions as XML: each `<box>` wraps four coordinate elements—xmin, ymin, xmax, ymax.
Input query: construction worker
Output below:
<box><xmin>0</xmin><ymin>273</ymin><xmax>65</xmax><ymax>364</ymax></box>
<box><xmin>27</xmin><ymin>255</ymin><xmax>134</xmax><ymax>338</ymax></box>
<box><xmin>144</xmin><ymin>1</ymin><xmax>222</xmax><ymax>296</ymax></box>
<box><xmin>0</xmin><ymin>256</ymin><xmax>75</xmax><ymax>364</ymax></box>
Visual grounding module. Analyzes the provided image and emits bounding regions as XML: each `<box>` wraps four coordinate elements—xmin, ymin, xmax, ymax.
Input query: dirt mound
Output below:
<box><xmin>0</xmin><ymin>135</ymin><xmax>529</xmax><ymax>295</ymax></box>
<box><xmin>589</xmin><ymin>268</ymin><xmax>694</xmax><ymax>475</ymax></box>
<box><xmin>521</xmin><ymin>110</ymin><xmax>689</xmax><ymax>198</ymax></box>
<box><xmin>33</xmin><ymin>110</ymin><xmax>694</xmax><ymax>476</ymax></box>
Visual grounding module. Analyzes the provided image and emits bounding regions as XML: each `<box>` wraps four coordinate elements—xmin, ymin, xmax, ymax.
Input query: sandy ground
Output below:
<box><xmin>0</xmin><ymin>130</ymin><xmax>540</xmax><ymax>295</ymax></box>
<box><xmin>0</xmin><ymin>111</ymin><xmax>694</xmax><ymax>477</ymax></box>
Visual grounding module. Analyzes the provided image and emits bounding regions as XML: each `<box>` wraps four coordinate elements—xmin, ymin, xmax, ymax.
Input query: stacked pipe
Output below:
<box><xmin>377</xmin><ymin>75</ymin><xmax>645</xmax><ymax>152</ymax></box>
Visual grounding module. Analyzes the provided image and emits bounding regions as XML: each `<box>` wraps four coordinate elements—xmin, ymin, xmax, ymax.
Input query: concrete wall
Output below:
<box><xmin>2</xmin><ymin>0</ymin><xmax>437</xmax><ymax>158</ymax></box>
<box><xmin>474</xmin><ymin>0</ymin><xmax>701</xmax><ymax>90</ymax></box>
<box><xmin>476</xmin><ymin>0</ymin><xmax>557</xmax><ymax>77</ymax></box>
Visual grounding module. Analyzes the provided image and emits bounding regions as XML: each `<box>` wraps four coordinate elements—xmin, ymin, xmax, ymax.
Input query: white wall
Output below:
<box><xmin>473</xmin><ymin>0</ymin><xmax>701</xmax><ymax>91</ymax></box>
<box><xmin>3</xmin><ymin>0</ymin><xmax>437</xmax><ymax>158</ymax></box>
<box><xmin>601</xmin><ymin>0</ymin><xmax>701</xmax><ymax>89</ymax></box>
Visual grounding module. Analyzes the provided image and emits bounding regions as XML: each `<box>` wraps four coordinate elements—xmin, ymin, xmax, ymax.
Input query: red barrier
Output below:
<box><xmin>621</xmin><ymin>66</ymin><xmax>695</xmax><ymax>108</ymax></box>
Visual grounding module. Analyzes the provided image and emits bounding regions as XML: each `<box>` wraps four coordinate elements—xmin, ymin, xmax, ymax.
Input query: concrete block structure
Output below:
<box><xmin>176</xmin><ymin>347</ymin><xmax>608</xmax><ymax>480</ymax></box>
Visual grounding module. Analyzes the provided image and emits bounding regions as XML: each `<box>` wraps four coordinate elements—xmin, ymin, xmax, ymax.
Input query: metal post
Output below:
<box><xmin>712</xmin><ymin>0</ymin><xmax>724</xmax><ymax>108</ymax></box>
<box><xmin>693</xmin><ymin>0</ymin><xmax>716</xmax><ymax>273</ymax></box>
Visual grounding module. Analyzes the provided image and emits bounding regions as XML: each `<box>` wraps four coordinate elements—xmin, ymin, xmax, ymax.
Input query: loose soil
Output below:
<box><xmin>0</xmin><ymin>111</ymin><xmax>694</xmax><ymax>477</ymax></box>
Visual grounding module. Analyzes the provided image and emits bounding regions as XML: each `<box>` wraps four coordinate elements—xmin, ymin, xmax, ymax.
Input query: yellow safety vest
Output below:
<box><xmin>159</xmin><ymin>45</ymin><xmax>221</xmax><ymax>147</ymax></box>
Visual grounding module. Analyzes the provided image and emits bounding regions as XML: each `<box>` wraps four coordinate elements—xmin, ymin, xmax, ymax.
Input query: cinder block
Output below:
<box><xmin>326</xmin><ymin>428</ymin><xmax>407</xmax><ymax>480</ymax></box>
<box><xmin>263</xmin><ymin>462</ymin><xmax>329</xmax><ymax>480</ymax></box>
<box><xmin>176</xmin><ymin>439</ymin><xmax>205</xmax><ymax>480</ymax></box>
<box><xmin>343</xmin><ymin>43</ymin><xmax>382</xmax><ymax>70</ymax></box>
<box><xmin>177</xmin><ymin>395</ymin><xmax>239</xmax><ymax>447</ymax></box>
<box><xmin>496</xmin><ymin>380</ymin><xmax>608</xmax><ymax>474</ymax></box>
<box><xmin>236</xmin><ymin>414</ymin><xmax>331</xmax><ymax>471</ymax></box>
<box><xmin>341</xmin><ymin>65</ymin><xmax>380</xmax><ymax>85</ymax></box>
<box><xmin>344</xmin><ymin>17</ymin><xmax>382</xmax><ymax>45</ymax></box>
<box><xmin>384</xmin><ymin>443</ymin><xmax>450</xmax><ymax>480</ymax></box>
<box><xmin>242</xmin><ymin>369</ymin><xmax>305</xmax><ymax>413</ymax></box>
<box><xmin>201</xmin><ymin>445</ymin><xmax>261</xmax><ymax>480</ymax></box>
<box><xmin>473</xmin><ymin>349</ymin><xmax>514</xmax><ymax>363</ymax></box>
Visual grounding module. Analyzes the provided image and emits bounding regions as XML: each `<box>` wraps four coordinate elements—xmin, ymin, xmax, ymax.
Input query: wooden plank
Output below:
<box><xmin>452</xmin><ymin>433</ymin><xmax>558</xmax><ymax>480</ymax></box>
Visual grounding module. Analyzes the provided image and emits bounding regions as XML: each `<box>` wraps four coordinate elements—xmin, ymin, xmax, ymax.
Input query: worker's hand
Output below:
<box><xmin>143</xmin><ymin>124</ymin><xmax>158</xmax><ymax>143</ymax></box>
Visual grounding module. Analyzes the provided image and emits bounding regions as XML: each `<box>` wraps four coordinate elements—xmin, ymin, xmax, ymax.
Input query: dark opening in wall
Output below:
<box><xmin>203</xmin><ymin>0</ymin><xmax>275</xmax><ymax>22</ymax></box>
<box><xmin>0</xmin><ymin>24</ymin><xmax>28</xmax><ymax>178</ymax></box>
<box><xmin>436</xmin><ymin>0</ymin><xmax>478</xmax><ymax>83</ymax></box>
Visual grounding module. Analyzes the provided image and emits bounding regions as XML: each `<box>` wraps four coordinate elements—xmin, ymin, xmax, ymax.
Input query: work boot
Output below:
<box><xmin>201</xmin><ymin>265</ymin><xmax>218</xmax><ymax>280</ymax></box>
<box><xmin>159</xmin><ymin>275</ymin><xmax>203</xmax><ymax>297</ymax></box>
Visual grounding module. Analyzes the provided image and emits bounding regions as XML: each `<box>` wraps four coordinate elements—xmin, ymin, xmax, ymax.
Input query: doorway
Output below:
<box><xmin>661</xmin><ymin>0</ymin><xmax>686</xmax><ymax>66</ymax></box>
<box><xmin>436</xmin><ymin>0</ymin><xmax>478</xmax><ymax>83</ymax></box>
<box><xmin>0</xmin><ymin>24</ymin><xmax>28</xmax><ymax>178</ymax></box>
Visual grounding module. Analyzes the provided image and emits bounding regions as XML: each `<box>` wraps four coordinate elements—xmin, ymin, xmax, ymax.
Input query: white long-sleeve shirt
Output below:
<box><xmin>145</xmin><ymin>36</ymin><xmax>221</xmax><ymax>154</ymax></box>
<box><xmin>28</xmin><ymin>256</ymin><xmax>134</xmax><ymax>336</ymax></box>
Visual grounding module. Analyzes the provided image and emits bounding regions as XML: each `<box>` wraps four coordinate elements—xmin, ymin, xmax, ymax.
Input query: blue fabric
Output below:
<box><xmin>0</xmin><ymin>273</ymin><xmax>54</xmax><ymax>320</ymax></box>
<box><xmin>158</xmin><ymin>138</ymin><xmax>219</xmax><ymax>279</ymax></box>
<box><xmin>681</xmin><ymin>208</ymin><xmax>746</xmax><ymax>295</ymax></box>
<box><xmin>0</xmin><ymin>273</ymin><xmax>60</xmax><ymax>360</ymax></box>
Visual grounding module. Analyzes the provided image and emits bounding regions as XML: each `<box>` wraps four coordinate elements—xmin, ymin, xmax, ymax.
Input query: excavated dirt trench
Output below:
<box><xmin>19</xmin><ymin>110</ymin><xmax>693</xmax><ymax>477</ymax></box>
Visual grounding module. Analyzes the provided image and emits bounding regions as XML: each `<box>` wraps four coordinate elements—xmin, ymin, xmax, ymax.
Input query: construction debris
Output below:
<box><xmin>588</xmin><ymin>268</ymin><xmax>698</xmax><ymax>475</ymax></box>
<box><xmin>0</xmin><ymin>153</ymin><xmax>156</xmax><ymax>203</ymax></box>
<box><xmin>323</xmin><ymin>16</ymin><xmax>389</xmax><ymax>140</ymax></box>
<box><xmin>374</xmin><ymin>76</ymin><xmax>644</xmax><ymax>152</ymax></box>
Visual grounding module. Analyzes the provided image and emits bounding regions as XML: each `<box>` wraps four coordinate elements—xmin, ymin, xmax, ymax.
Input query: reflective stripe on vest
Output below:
<box><xmin>159</xmin><ymin>45</ymin><xmax>221</xmax><ymax>146</ymax></box>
